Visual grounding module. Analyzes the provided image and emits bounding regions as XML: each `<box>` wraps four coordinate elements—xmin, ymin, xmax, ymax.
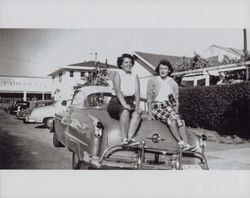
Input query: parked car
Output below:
<box><xmin>17</xmin><ymin>100</ymin><xmax>55</xmax><ymax>120</ymax></box>
<box><xmin>53</xmin><ymin>85</ymin><xmax>208</xmax><ymax>170</ymax></box>
<box><xmin>0</xmin><ymin>102</ymin><xmax>13</xmax><ymax>112</ymax></box>
<box><xmin>24</xmin><ymin>99</ymin><xmax>68</xmax><ymax>127</ymax></box>
<box><xmin>9</xmin><ymin>101</ymin><xmax>30</xmax><ymax>115</ymax></box>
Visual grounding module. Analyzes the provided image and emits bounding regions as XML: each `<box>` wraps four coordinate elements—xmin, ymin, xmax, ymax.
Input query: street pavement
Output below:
<box><xmin>1</xmin><ymin>109</ymin><xmax>250</xmax><ymax>170</ymax></box>
<box><xmin>0</xmin><ymin>109</ymin><xmax>72</xmax><ymax>169</ymax></box>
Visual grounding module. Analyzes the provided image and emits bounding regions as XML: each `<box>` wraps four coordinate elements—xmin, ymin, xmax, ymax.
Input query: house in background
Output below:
<box><xmin>133</xmin><ymin>47</ymin><xmax>249</xmax><ymax>88</ymax></box>
<box><xmin>202</xmin><ymin>45</ymin><xmax>245</xmax><ymax>63</ymax></box>
<box><xmin>177</xmin><ymin>45</ymin><xmax>249</xmax><ymax>86</ymax></box>
<box><xmin>48</xmin><ymin>61</ymin><xmax>118</xmax><ymax>100</ymax></box>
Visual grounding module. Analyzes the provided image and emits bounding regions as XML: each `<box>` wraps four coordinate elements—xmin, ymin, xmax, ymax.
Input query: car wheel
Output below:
<box><xmin>50</xmin><ymin>120</ymin><xmax>55</xmax><ymax>133</ymax></box>
<box><xmin>72</xmin><ymin>152</ymin><xmax>89</xmax><ymax>170</ymax></box>
<box><xmin>53</xmin><ymin>132</ymin><xmax>64</xmax><ymax>147</ymax></box>
<box><xmin>43</xmin><ymin>118</ymin><xmax>49</xmax><ymax>128</ymax></box>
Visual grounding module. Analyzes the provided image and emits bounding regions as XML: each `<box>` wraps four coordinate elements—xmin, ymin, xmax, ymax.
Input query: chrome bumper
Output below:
<box><xmin>81</xmin><ymin>141</ymin><xmax>209</xmax><ymax>170</ymax></box>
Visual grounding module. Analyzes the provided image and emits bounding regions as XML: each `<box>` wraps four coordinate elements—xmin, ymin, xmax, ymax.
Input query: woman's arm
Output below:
<box><xmin>113</xmin><ymin>71</ymin><xmax>131</xmax><ymax>109</ymax></box>
<box><xmin>135</xmin><ymin>75</ymin><xmax>140</xmax><ymax>107</ymax></box>
<box><xmin>172</xmin><ymin>81</ymin><xmax>179</xmax><ymax>113</ymax></box>
<box><xmin>146</xmin><ymin>79</ymin><xmax>154</xmax><ymax>118</ymax></box>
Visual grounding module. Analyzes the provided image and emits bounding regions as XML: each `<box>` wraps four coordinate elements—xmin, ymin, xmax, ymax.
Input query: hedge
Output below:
<box><xmin>179</xmin><ymin>82</ymin><xmax>250</xmax><ymax>138</ymax></box>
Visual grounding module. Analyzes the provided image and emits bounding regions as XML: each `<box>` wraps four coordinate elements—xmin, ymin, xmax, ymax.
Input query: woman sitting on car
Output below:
<box><xmin>107</xmin><ymin>53</ymin><xmax>141</xmax><ymax>144</ymax></box>
<box><xmin>147</xmin><ymin>59</ymin><xmax>196</xmax><ymax>151</ymax></box>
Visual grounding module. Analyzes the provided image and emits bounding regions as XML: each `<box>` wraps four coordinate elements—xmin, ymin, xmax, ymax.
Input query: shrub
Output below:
<box><xmin>179</xmin><ymin>82</ymin><xmax>250</xmax><ymax>138</ymax></box>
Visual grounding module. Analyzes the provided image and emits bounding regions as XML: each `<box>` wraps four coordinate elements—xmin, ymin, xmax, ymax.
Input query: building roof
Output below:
<box><xmin>48</xmin><ymin>60</ymin><xmax>118</xmax><ymax>76</ymax></box>
<box><xmin>68</xmin><ymin>61</ymin><xmax>117</xmax><ymax>68</ymax></box>
<box><xmin>0</xmin><ymin>74</ymin><xmax>51</xmax><ymax>79</ymax></box>
<box><xmin>134</xmin><ymin>51</ymin><xmax>191</xmax><ymax>70</ymax></box>
<box><xmin>202</xmin><ymin>45</ymin><xmax>246</xmax><ymax>57</ymax></box>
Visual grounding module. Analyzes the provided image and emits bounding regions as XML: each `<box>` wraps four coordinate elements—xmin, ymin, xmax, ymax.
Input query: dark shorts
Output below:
<box><xmin>107</xmin><ymin>96</ymin><xmax>135</xmax><ymax>120</ymax></box>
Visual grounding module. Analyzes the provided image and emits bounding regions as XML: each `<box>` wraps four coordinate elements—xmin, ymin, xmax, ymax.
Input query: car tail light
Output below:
<box><xmin>94</xmin><ymin>121</ymin><xmax>104</xmax><ymax>137</ymax></box>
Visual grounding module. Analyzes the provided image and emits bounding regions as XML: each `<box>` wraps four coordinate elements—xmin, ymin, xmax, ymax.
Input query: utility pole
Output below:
<box><xmin>243</xmin><ymin>29</ymin><xmax>247</xmax><ymax>56</ymax></box>
<box><xmin>243</xmin><ymin>29</ymin><xmax>249</xmax><ymax>81</ymax></box>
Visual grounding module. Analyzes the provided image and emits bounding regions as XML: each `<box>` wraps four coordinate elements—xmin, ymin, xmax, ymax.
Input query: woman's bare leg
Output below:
<box><xmin>127</xmin><ymin>112</ymin><xmax>141</xmax><ymax>140</ymax></box>
<box><xmin>167</xmin><ymin>120</ymin><xmax>182</xmax><ymax>142</ymax></box>
<box><xmin>119</xmin><ymin>110</ymin><xmax>130</xmax><ymax>140</ymax></box>
<box><xmin>179</xmin><ymin>124</ymin><xmax>189</xmax><ymax>144</ymax></box>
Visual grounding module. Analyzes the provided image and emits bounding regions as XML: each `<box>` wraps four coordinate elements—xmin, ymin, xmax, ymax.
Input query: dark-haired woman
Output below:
<box><xmin>107</xmin><ymin>54</ymin><xmax>141</xmax><ymax>144</ymax></box>
<box><xmin>147</xmin><ymin>59</ymin><xmax>195</xmax><ymax>151</ymax></box>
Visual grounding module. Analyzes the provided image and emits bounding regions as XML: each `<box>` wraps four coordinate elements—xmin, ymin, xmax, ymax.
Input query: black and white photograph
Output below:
<box><xmin>0</xmin><ymin>1</ymin><xmax>250</xmax><ymax>198</ymax></box>
<box><xmin>1</xmin><ymin>29</ymin><xmax>250</xmax><ymax>170</ymax></box>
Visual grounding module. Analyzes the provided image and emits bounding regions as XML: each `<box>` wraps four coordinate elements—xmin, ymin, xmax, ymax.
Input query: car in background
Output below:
<box><xmin>0</xmin><ymin>102</ymin><xmax>13</xmax><ymax>112</ymax></box>
<box><xmin>9</xmin><ymin>101</ymin><xmax>30</xmax><ymax>115</ymax></box>
<box><xmin>53</xmin><ymin>85</ymin><xmax>208</xmax><ymax>170</ymax></box>
<box><xmin>24</xmin><ymin>99</ymin><xmax>70</xmax><ymax>128</ymax></box>
<box><xmin>17</xmin><ymin>100</ymin><xmax>55</xmax><ymax>120</ymax></box>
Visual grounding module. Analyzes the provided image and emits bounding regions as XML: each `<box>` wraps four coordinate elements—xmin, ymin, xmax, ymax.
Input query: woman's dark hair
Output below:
<box><xmin>117</xmin><ymin>53</ymin><xmax>135</xmax><ymax>69</ymax></box>
<box><xmin>155</xmin><ymin>59</ymin><xmax>174</xmax><ymax>76</ymax></box>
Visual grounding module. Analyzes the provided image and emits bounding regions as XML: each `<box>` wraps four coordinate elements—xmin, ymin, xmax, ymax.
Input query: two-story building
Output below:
<box><xmin>48</xmin><ymin>61</ymin><xmax>118</xmax><ymax>100</ymax></box>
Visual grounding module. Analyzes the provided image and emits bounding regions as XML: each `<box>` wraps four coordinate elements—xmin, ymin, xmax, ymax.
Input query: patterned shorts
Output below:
<box><xmin>152</xmin><ymin>101</ymin><xmax>184</xmax><ymax>127</ymax></box>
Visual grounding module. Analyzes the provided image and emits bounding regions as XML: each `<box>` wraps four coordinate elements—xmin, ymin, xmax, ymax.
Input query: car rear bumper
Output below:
<box><xmin>81</xmin><ymin>142</ymin><xmax>208</xmax><ymax>170</ymax></box>
<box><xmin>24</xmin><ymin>116</ymin><xmax>38</xmax><ymax>123</ymax></box>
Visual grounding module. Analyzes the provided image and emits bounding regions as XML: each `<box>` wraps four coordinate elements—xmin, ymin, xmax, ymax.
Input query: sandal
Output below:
<box><xmin>191</xmin><ymin>146</ymin><xmax>202</xmax><ymax>153</ymax></box>
<box><xmin>121</xmin><ymin>138</ymin><xmax>129</xmax><ymax>145</ymax></box>
<box><xmin>178</xmin><ymin>141</ymin><xmax>185</xmax><ymax>148</ymax></box>
<box><xmin>183</xmin><ymin>144</ymin><xmax>193</xmax><ymax>152</ymax></box>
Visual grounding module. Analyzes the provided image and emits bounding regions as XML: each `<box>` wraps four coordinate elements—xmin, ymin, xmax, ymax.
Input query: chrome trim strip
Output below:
<box><xmin>65</xmin><ymin>130</ymin><xmax>88</xmax><ymax>147</ymax></box>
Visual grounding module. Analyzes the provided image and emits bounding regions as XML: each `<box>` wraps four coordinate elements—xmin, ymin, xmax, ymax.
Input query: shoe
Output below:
<box><xmin>178</xmin><ymin>141</ymin><xmax>185</xmax><ymax>148</ymax></box>
<box><xmin>128</xmin><ymin>138</ymin><xmax>136</xmax><ymax>144</ymax></box>
<box><xmin>191</xmin><ymin>146</ymin><xmax>202</xmax><ymax>153</ymax></box>
<box><xmin>121</xmin><ymin>138</ymin><xmax>129</xmax><ymax>145</ymax></box>
<box><xmin>182</xmin><ymin>144</ymin><xmax>192</xmax><ymax>152</ymax></box>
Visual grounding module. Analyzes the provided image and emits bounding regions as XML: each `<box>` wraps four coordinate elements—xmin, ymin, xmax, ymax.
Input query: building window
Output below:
<box><xmin>70</xmin><ymin>71</ymin><xmax>74</xmax><ymax>78</ymax></box>
<box><xmin>59</xmin><ymin>73</ymin><xmax>62</xmax><ymax>82</ymax></box>
<box><xmin>52</xmin><ymin>76</ymin><xmax>54</xmax><ymax>84</ymax></box>
<box><xmin>81</xmin><ymin>72</ymin><xmax>85</xmax><ymax>78</ymax></box>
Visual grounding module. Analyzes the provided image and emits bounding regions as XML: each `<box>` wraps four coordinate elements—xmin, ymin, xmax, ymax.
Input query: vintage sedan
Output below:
<box><xmin>24</xmin><ymin>99</ymin><xmax>68</xmax><ymax>127</ymax></box>
<box><xmin>53</xmin><ymin>85</ymin><xmax>208</xmax><ymax>170</ymax></box>
<box><xmin>9</xmin><ymin>101</ymin><xmax>30</xmax><ymax>115</ymax></box>
<box><xmin>17</xmin><ymin>100</ymin><xmax>54</xmax><ymax>120</ymax></box>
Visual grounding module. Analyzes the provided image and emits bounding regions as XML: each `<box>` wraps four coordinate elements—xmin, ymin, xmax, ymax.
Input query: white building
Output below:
<box><xmin>0</xmin><ymin>75</ymin><xmax>52</xmax><ymax>102</ymax></box>
<box><xmin>202</xmin><ymin>45</ymin><xmax>245</xmax><ymax>62</ymax></box>
<box><xmin>48</xmin><ymin>61</ymin><xmax>118</xmax><ymax>100</ymax></box>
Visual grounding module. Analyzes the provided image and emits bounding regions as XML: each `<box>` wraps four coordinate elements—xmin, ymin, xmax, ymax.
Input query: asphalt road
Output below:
<box><xmin>0</xmin><ymin>109</ymin><xmax>72</xmax><ymax>169</ymax></box>
<box><xmin>1</xmin><ymin>109</ymin><xmax>250</xmax><ymax>170</ymax></box>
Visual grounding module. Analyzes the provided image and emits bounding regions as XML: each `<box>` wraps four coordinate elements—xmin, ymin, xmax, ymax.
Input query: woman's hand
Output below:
<box><xmin>135</xmin><ymin>106</ymin><xmax>142</xmax><ymax>115</ymax></box>
<box><xmin>123</xmin><ymin>104</ymin><xmax>132</xmax><ymax>111</ymax></box>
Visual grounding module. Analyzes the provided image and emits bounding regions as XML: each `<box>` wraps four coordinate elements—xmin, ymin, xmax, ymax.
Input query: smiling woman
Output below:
<box><xmin>107</xmin><ymin>53</ymin><xmax>141</xmax><ymax>144</ymax></box>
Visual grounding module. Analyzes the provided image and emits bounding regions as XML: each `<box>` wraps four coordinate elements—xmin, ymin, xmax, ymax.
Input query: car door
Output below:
<box><xmin>54</xmin><ymin>100</ymin><xmax>71</xmax><ymax>144</ymax></box>
<box><xmin>65</xmin><ymin>90</ymin><xmax>94</xmax><ymax>153</ymax></box>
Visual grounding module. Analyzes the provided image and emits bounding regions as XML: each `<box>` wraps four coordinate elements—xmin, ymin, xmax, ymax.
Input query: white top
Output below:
<box><xmin>154</xmin><ymin>76</ymin><xmax>174</xmax><ymax>102</ymax></box>
<box><xmin>114</xmin><ymin>69</ymin><xmax>136</xmax><ymax>96</ymax></box>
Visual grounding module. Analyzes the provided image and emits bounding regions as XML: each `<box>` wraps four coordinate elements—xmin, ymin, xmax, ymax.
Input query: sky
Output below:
<box><xmin>0</xmin><ymin>29</ymin><xmax>249</xmax><ymax>77</ymax></box>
